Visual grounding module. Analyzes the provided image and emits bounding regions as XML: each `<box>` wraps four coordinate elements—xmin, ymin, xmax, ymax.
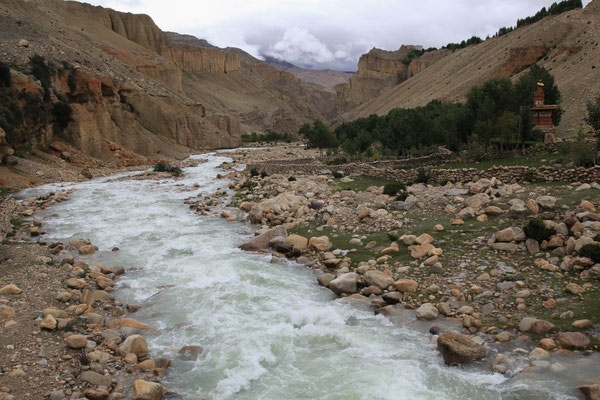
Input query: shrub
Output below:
<box><xmin>383</xmin><ymin>182</ymin><xmax>404</xmax><ymax>196</ymax></box>
<box><xmin>260</xmin><ymin>171</ymin><xmax>268</xmax><ymax>178</ymax></box>
<box><xmin>0</xmin><ymin>62</ymin><xmax>11</xmax><ymax>87</ymax></box>
<box><xmin>288</xmin><ymin>176</ymin><xmax>296</xmax><ymax>181</ymax></box>
<box><xmin>52</xmin><ymin>101</ymin><xmax>72</xmax><ymax>129</ymax></box>
<box><xmin>332</xmin><ymin>171</ymin><xmax>343</xmax><ymax>179</ymax></box>
<box><xmin>240</xmin><ymin>180</ymin><xmax>257</xmax><ymax>191</ymax></box>
<box><xmin>153</xmin><ymin>162</ymin><xmax>182</xmax><ymax>177</ymax></box>
<box><xmin>415</xmin><ymin>168</ymin><xmax>431</xmax><ymax>184</ymax></box>
<box><xmin>523</xmin><ymin>219</ymin><xmax>554</xmax><ymax>242</ymax></box>
<box><xmin>249</xmin><ymin>168</ymin><xmax>259</xmax><ymax>177</ymax></box>
<box><xmin>579</xmin><ymin>243</ymin><xmax>600</xmax><ymax>263</ymax></box>
<box><xmin>522</xmin><ymin>170</ymin><xmax>535</xmax><ymax>182</ymax></box>
<box><xmin>308</xmin><ymin>201</ymin><xmax>323</xmax><ymax>210</ymax></box>
<box><xmin>395</xmin><ymin>191</ymin><xmax>408</xmax><ymax>201</ymax></box>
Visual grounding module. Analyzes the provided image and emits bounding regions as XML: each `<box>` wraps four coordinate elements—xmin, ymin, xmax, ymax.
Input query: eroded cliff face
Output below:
<box><xmin>0</xmin><ymin>0</ymin><xmax>336</xmax><ymax>162</ymax></box>
<box><xmin>338</xmin><ymin>46</ymin><xmax>447</xmax><ymax>110</ymax></box>
<box><xmin>3</xmin><ymin>67</ymin><xmax>239</xmax><ymax>164</ymax></box>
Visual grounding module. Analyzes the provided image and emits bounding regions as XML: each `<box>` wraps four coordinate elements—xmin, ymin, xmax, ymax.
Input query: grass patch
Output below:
<box><xmin>433</xmin><ymin>152</ymin><xmax>562</xmax><ymax>170</ymax></box>
<box><xmin>335</xmin><ymin>176</ymin><xmax>401</xmax><ymax>192</ymax></box>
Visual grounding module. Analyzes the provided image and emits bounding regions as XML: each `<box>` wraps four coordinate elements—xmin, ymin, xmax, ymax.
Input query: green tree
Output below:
<box><xmin>307</xmin><ymin>120</ymin><xmax>338</xmax><ymax>150</ymax></box>
<box><xmin>586</xmin><ymin>95</ymin><xmax>600</xmax><ymax>164</ymax></box>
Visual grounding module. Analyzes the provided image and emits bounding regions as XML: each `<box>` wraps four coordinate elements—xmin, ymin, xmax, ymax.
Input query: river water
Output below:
<box><xmin>20</xmin><ymin>152</ymin><xmax>593</xmax><ymax>400</ymax></box>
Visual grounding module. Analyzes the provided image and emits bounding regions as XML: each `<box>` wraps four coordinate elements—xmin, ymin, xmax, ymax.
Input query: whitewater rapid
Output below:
<box><xmin>20</xmin><ymin>152</ymin><xmax>589</xmax><ymax>400</ymax></box>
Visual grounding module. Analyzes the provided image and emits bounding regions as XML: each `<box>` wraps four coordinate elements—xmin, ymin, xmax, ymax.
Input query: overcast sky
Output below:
<box><xmin>83</xmin><ymin>0</ymin><xmax>592</xmax><ymax>71</ymax></box>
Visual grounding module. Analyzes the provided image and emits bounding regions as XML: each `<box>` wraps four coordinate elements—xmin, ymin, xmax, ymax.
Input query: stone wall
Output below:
<box><xmin>249</xmin><ymin>158</ymin><xmax>600</xmax><ymax>184</ymax></box>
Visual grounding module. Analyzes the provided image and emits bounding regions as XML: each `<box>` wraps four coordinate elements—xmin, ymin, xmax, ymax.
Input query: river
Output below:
<box><xmin>20</xmin><ymin>152</ymin><xmax>592</xmax><ymax>400</ymax></box>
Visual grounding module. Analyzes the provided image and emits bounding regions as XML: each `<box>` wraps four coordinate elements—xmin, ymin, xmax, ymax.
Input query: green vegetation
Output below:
<box><xmin>0</xmin><ymin>186</ymin><xmax>10</xmax><ymax>197</ymax></box>
<box><xmin>52</xmin><ymin>101</ymin><xmax>72</xmax><ymax>129</ymax></box>
<box><xmin>587</xmin><ymin>95</ymin><xmax>600</xmax><ymax>164</ymax></box>
<box><xmin>443</xmin><ymin>36</ymin><xmax>483</xmax><ymax>52</ymax></box>
<box><xmin>579</xmin><ymin>243</ymin><xmax>600</xmax><ymax>263</ymax></box>
<box><xmin>495</xmin><ymin>0</ymin><xmax>582</xmax><ymax>37</ymax></box>
<box><xmin>335</xmin><ymin>176</ymin><xmax>399</xmax><ymax>192</ymax></box>
<box><xmin>0</xmin><ymin>61</ymin><xmax>11</xmax><ymax>88</ymax></box>
<box><xmin>382</xmin><ymin>182</ymin><xmax>405</xmax><ymax>196</ymax></box>
<box><xmin>301</xmin><ymin>65</ymin><xmax>561</xmax><ymax>159</ymax></box>
<box><xmin>559</xmin><ymin>130</ymin><xmax>597</xmax><ymax>167</ymax></box>
<box><xmin>523</xmin><ymin>219</ymin><xmax>554</xmax><ymax>242</ymax></box>
<box><xmin>415</xmin><ymin>168</ymin><xmax>431</xmax><ymax>184</ymax></box>
<box><xmin>299</xmin><ymin>120</ymin><xmax>338</xmax><ymax>150</ymax></box>
<box><xmin>29</xmin><ymin>55</ymin><xmax>53</xmax><ymax>101</ymax></box>
<box><xmin>250</xmin><ymin>168</ymin><xmax>259</xmax><ymax>177</ymax></box>
<box><xmin>517</xmin><ymin>0</ymin><xmax>583</xmax><ymax>28</ymax></box>
<box><xmin>241</xmin><ymin>131</ymin><xmax>294</xmax><ymax>143</ymax></box>
<box><xmin>153</xmin><ymin>162</ymin><xmax>182</xmax><ymax>177</ymax></box>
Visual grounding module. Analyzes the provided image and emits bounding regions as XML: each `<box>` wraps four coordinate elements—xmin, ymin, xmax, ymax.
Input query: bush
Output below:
<box><xmin>383</xmin><ymin>182</ymin><xmax>405</xmax><ymax>196</ymax></box>
<box><xmin>0</xmin><ymin>62</ymin><xmax>11</xmax><ymax>87</ymax></box>
<box><xmin>288</xmin><ymin>176</ymin><xmax>296</xmax><ymax>181</ymax></box>
<box><xmin>52</xmin><ymin>101</ymin><xmax>72</xmax><ymax>129</ymax></box>
<box><xmin>240</xmin><ymin>180</ymin><xmax>257</xmax><ymax>191</ymax></box>
<box><xmin>579</xmin><ymin>243</ymin><xmax>600</xmax><ymax>263</ymax></box>
<box><xmin>523</xmin><ymin>219</ymin><xmax>554</xmax><ymax>242</ymax></box>
<box><xmin>153</xmin><ymin>162</ymin><xmax>182</xmax><ymax>177</ymax></box>
<box><xmin>415</xmin><ymin>168</ymin><xmax>431</xmax><ymax>184</ymax></box>
<box><xmin>308</xmin><ymin>201</ymin><xmax>323</xmax><ymax>210</ymax></box>
<box><xmin>332</xmin><ymin>171</ymin><xmax>343</xmax><ymax>179</ymax></box>
<box><xmin>260</xmin><ymin>171</ymin><xmax>268</xmax><ymax>178</ymax></box>
<box><xmin>522</xmin><ymin>170</ymin><xmax>535</xmax><ymax>182</ymax></box>
<box><xmin>395</xmin><ymin>191</ymin><xmax>408</xmax><ymax>201</ymax></box>
<box><xmin>250</xmin><ymin>168</ymin><xmax>259</xmax><ymax>177</ymax></box>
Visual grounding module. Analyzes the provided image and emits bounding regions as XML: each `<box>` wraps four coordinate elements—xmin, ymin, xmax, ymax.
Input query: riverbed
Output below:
<box><xmin>20</xmin><ymin>152</ymin><xmax>593</xmax><ymax>400</ymax></box>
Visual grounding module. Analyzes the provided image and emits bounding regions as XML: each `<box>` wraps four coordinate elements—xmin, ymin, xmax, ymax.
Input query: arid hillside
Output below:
<box><xmin>339</xmin><ymin>1</ymin><xmax>600</xmax><ymax>136</ymax></box>
<box><xmin>0</xmin><ymin>0</ymin><xmax>335</xmax><ymax>160</ymax></box>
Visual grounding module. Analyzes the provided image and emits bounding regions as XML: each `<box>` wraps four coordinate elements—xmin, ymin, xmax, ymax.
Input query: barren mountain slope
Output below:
<box><xmin>340</xmin><ymin>1</ymin><xmax>600</xmax><ymax>136</ymax></box>
<box><xmin>0</xmin><ymin>0</ymin><xmax>334</xmax><ymax>161</ymax></box>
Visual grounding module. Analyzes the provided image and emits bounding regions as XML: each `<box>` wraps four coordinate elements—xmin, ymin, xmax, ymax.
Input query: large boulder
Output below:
<box><xmin>464</xmin><ymin>193</ymin><xmax>491</xmax><ymax>209</ymax></box>
<box><xmin>536</xmin><ymin>196</ymin><xmax>556</xmax><ymax>209</ymax></box>
<box><xmin>285</xmin><ymin>234</ymin><xmax>308</xmax><ymax>250</ymax></box>
<box><xmin>416</xmin><ymin>303</ymin><xmax>439</xmax><ymax>320</ymax></box>
<box><xmin>437</xmin><ymin>331</ymin><xmax>486</xmax><ymax>365</ymax></box>
<box><xmin>308</xmin><ymin>236</ymin><xmax>332</xmax><ymax>252</ymax></box>
<box><xmin>555</xmin><ymin>332</ymin><xmax>590</xmax><ymax>349</ymax></box>
<box><xmin>133</xmin><ymin>380</ymin><xmax>163</xmax><ymax>400</ymax></box>
<box><xmin>394</xmin><ymin>279</ymin><xmax>418</xmax><ymax>294</ymax></box>
<box><xmin>579</xmin><ymin>384</ymin><xmax>600</xmax><ymax>400</ymax></box>
<box><xmin>328</xmin><ymin>272</ymin><xmax>359</xmax><ymax>295</ymax></box>
<box><xmin>239</xmin><ymin>226</ymin><xmax>287</xmax><ymax>251</ymax></box>
<box><xmin>495</xmin><ymin>228</ymin><xmax>516</xmax><ymax>242</ymax></box>
<box><xmin>119</xmin><ymin>334</ymin><xmax>148</xmax><ymax>357</ymax></box>
<box><xmin>364</xmin><ymin>270</ymin><xmax>393</xmax><ymax>289</ymax></box>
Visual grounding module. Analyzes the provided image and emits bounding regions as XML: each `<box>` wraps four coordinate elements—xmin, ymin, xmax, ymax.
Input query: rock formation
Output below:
<box><xmin>0</xmin><ymin>0</ymin><xmax>334</xmax><ymax>161</ymax></box>
<box><xmin>337</xmin><ymin>46</ymin><xmax>447</xmax><ymax>110</ymax></box>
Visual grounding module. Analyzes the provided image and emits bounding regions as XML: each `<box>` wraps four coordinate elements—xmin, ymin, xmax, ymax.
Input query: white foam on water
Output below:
<box><xmin>22</xmin><ymin>153</ymin><xmax>585</xmax><ymax>400</ymax></box>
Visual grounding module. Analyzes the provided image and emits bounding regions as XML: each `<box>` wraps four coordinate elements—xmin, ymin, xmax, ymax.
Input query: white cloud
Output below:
<box><xmin>82</xmin><ymin>0</ymin><xmax>594</xmax><ymax>71</ymax></box>
<box><xmin>265</xmin><ymin>27</ymin><xmax>334</xmax><ymax>65</ymax></box>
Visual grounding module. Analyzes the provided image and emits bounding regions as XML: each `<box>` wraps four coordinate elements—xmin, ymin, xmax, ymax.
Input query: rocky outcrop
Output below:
<box><xmin>338</xmin><ymin>46</ymin><xmax>446</xmax><ymax>109</ymax></box>
<box><xmin>167</xmin><ymin>46</ymin><xmax>241</xmax><ymax>74</ymax></box>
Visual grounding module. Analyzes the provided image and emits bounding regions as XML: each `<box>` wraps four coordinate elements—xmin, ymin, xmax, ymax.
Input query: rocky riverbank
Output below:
<box><xmin>0</xmin><ymin>172</ymin><xmax>188</xmax><ymax>399</ymax></box>
<box><xmin>198</xmin><ymin>144</ymin><xmax>600</xmax><ymax>398</ymax></box>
